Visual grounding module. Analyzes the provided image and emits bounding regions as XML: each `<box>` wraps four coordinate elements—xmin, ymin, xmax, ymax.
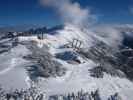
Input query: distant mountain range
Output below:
<box><xmin>24</xmin><ymin>25</ymin><xmax>64</xmax><ymax>35</ymax></box>
<box><xmin>0</xmin><ymin>24</ymin><xmax>44</xmax><ymax>33</ymax></box>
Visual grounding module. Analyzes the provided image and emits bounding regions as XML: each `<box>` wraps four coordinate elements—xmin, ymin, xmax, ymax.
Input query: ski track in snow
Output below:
<box><xmin>0</xmin><ymin>44</ymin><xmax>31</xmax><ymax>90</ymax></box>
<box><xmin>0</xmin><ymin>58</ymin><xmax>17</xmax><ymax>75</ymax></box>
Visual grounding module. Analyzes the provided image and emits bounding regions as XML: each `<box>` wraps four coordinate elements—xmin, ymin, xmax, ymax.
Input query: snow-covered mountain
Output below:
<box><xmin>0</xmin><ymin>24</ymin><xmax>133</xmax><ymax>100</ymax></box>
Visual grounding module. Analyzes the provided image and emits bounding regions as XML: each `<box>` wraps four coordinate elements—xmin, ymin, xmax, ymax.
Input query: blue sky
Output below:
<box><xmin>0</xmin><ymin>0</ymin><xmax>133</xmax><ymax>27</ymax></box>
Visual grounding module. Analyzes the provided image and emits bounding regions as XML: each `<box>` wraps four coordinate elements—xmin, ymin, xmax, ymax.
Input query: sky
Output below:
<box><xmin>0</xmin><ymin>0</ymin><xmax>133</xmax><ymax>27</ymax></box>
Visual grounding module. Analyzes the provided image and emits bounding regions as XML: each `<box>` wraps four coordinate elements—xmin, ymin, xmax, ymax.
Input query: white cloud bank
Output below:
<box><xmin>40</xmin><ymin>0</ymin><xmax>96</xmax><ymax>27</ymax></box>
<box><xmin>40</xmin><ymin>0</ymin><xmax>133</xmax><ymax>48</ymax></box>
<box><xmin>93</xmin><ymin>25</ymin><xmax>124</xmax><ymax>48</ymax></box>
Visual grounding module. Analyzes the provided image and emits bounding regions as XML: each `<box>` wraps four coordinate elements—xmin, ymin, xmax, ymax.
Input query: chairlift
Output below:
<box><xmin>71</xmin><ymin>38</ymin><xmax>83</xmax><ymax>50</ymax></box>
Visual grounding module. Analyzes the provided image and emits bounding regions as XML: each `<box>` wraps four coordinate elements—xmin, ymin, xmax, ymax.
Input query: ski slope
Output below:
<box><xmin>36</xmin><ymin>44</ymin><xmax>133</xmax><ymax>100</ymax></box>
<box><xmin>20</xmin><ymin>25</ymin><xmax>133</xmax><ymax>100</ymax></box>
<box><xmin>0</xmin><ymin>25</ymin><xmax>133</xmax><ymax>100</ymax></box>
<box><xmin>0</xmin><ymin>44</ymin><xmax>31</xmax><ymax>90</ymax></box>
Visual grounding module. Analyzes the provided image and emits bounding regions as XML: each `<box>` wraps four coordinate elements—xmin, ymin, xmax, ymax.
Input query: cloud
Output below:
<box><xmin>40</xmin><ymin>0</ymin><xmax>125</xmax><ymax>49</ymax></box>
<box><xmin>93</xmin><ymin>25</ymin><xmax>124</xmax><ymax>48</ymax></box>
<box><xmin>40</xmin><ymin>0</ymin><xmax>96</xmax><ymax>27</ymax></box>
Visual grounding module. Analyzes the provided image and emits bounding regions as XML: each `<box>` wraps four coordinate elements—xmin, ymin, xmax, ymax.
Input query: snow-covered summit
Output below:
<box><xmin>1</xmin><ymin>24</ymin><xmax>133</xmax><ymax>100</ymax></box>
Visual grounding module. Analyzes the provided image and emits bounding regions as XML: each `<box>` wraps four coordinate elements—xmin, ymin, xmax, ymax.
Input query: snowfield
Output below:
<box><xmin>37</xmin><ymin>57</ymin><xmax>133</xmax><ymax>100</ymax></box>
<box><xmin>0</xmin><ymin>25</ymin><xmax>133</xmax><ymax>100</ymax></box>
<box><xmin>0</xmin><ymin>44</ymin><xmax>31</xmax><ymax>90</ymax></box>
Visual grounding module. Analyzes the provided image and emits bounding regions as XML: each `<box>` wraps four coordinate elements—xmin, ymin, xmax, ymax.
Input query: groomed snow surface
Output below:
<box><xmin>0</xmin><ymin>44</ymin><xmax>31</xmax><ymax>90</ymax></box>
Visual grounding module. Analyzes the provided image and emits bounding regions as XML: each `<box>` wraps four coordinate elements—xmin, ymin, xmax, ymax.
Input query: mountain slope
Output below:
<box><xmin>0</xmin><ymin>24</ymin><xmax>133</xmax><ymax>100</ymax></box>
